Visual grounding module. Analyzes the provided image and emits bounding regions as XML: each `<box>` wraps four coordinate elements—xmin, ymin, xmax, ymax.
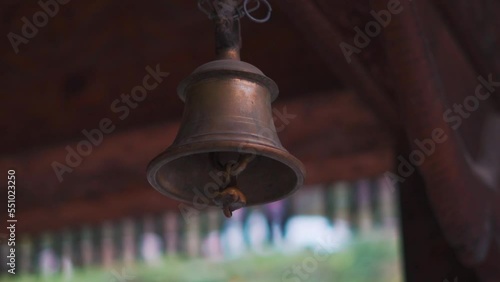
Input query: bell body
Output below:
<box><xmin>147</xmin><ymin>60</ymin><xmax>305</xmax><ymax>207</ymax></box>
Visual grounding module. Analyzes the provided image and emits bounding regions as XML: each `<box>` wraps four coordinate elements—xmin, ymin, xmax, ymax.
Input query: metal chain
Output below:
<box><xmin>221</xmin><ymin>153</ymin><xmax>254</xmax><ymax>187</ymax></box>
<box><xmin>197</xmin><ymin>0</ymin><xmax>271</xmax><ymax>23</ymax></box>
<box><xmin>211</xmin><ymin>153</ymin><xmax>253</xmax><ymax>218</ymax></box>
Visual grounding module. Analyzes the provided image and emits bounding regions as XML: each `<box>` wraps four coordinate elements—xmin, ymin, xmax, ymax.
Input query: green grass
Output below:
<box><xmin>3</xmin><ymin>234</ymin><xmax>402</xmax><ymax>282</ymax></box>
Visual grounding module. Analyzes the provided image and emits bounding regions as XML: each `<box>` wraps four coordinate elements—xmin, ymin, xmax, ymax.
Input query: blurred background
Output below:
<box><xmin>3</xmin><ymin>0</ymin><xmax>499</xmax><ymax>281</ymax></box>
<box><xmin>1</xmin><ymin>181</ymin><xmax>402</xmax><ymax>282</ymax></box>
<box><xmin>0</xmin><ymin>0</ymin><xmax>401</xmax><ymax>280</ymax></box>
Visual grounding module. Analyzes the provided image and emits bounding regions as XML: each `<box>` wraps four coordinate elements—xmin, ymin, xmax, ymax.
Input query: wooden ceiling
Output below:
<box><xmin>0</xmin><ymin>0</ymin><xmax>393</xmax><ymax>234</ymax></box>
<box><xmin>0</xmin><ymin>0</ymin><xmax>341</xmax><ymax>154</ymax></box>
<box><xmin>2</xmin><ymin>0</ymin><xmax>500</xmax><ymax>279</ymax></box>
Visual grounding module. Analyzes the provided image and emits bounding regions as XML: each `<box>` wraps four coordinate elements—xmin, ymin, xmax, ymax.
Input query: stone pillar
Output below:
<box><xmin>101</xmin><ymin>222</ymin><xmax>115</xmax><ymax>269</ymax></box>
<box><xmin>143</xmin><ymin>215</ymin><xmax>155</xmax><ymax>234</ymax></box>
<box><xmin>266</xmin><ymin>200</ymin><xmax>286</xmax><ymax>248</ymax></box>
<box><xmin>80</xmin><ymin>226</ymin><xmax>93</xmax><ymax>268</ymax></box>
<box><xmin>378</xmin><ymin>177</ymin><xmax>396</xmax><ymax>230</ymax></box>
<box><xmin>142</xmin><ymin>215</ymin><xmax>162</xmax><ymax>265</ymax></box>
<box><xmin>357</xmin><ymin>179</ymin><xmax>373</xmax><ymax>235</ymax></box>
<box><xmin>333</xmin><ymin>181</ymin><xmax>351</xmax><ymax>224</ymax></box>
<box><xmin>163</xmin><ymin>212</ymin><xmax>178</xmax><ymax>256</ymax></box>
<box><xmin>185</xmin><ymin>213</ymin><xmax>200</xmax><ymax>257</ymax></box>
<box><xmin>202</xmin><ymin>209</ymin><xmax>222</xmax><ymax>260</ymax></box>
<box><xmin>61</xmin><ymin>230</ymin><xmax>73</xmax><ymax>262</ymax></box>
<box><xmin>39</xmin><ymin>232</ymin><xmax>58</xmax><ymax>277</ymax></box>
<box><xmin>61</xmin><ymin>230</ymin><xmax>73</xmax><ymax>282</ymax></box>
<box><xmin>122</xmin><ymin>218</ymin><xmax>136</xmax><ymax>266</ymax></box>
<box><xmin>291</xmin><ymin>184</ymin><xmax>325</xmax><ymax>215</ymax></box>
<box><xmin>19</xmin><ymin>236</ymin><xmax>33</xmax><ymax>274</ymax></box>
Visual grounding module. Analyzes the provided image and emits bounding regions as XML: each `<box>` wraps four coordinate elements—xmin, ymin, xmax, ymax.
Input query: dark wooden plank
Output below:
<box><xmin>399</xmin><ymin>169</ymin><xmax>479</xmax><ymax>282</ymax></box>
<box><xmin>0</xmin><ymin>0</ymin><xmax>337</xmax><ymax>154</ymax></box>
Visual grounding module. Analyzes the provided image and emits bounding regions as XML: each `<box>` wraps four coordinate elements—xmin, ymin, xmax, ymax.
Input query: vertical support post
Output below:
<box><xmin>291</xmin><ymin>185</ymin><xmax>324</xmax><ymax>215</ymax></box>
<box><xmin>163</xmin><ymin>212</ymin><xmax>178</xmax><ymax>256</ymax></box>
<box><xmin>205</xmin><ymin>209</ymin><xmax>223</xmax><ymax>259</ymax></box>
<box><xmin>378</xmin><ymin>177</ymin><xmax>396</xmax><ymax>230</ymax></box>
<box><xmin>39</xmin><ymin>232</ymin><xmax>56</xmax><ymax>277</ymax></box>
<box><xmin>61</xmin><ymin>230</ymin><xmax>73</xmax><ymax>281</ymax></box>
<box><xmin>185</xmin><ymin>214</ymin><xmax>201</xmax><ymax>257</ymax></box>
<box><xmin>122</xmin><ymin>218</ymin><xmax>136</xmax><ymax>266</ymax></box>
<box><xmin>357</xmin><ymin>179</ymin><xmax>373</xmax><ymax>235</ymax></box>
<box><xmin>333</xmin><ymin>181</ymin><xmax>351</xmax><ymax>226</ymax></box>
<box><xmin>61</xmin><ymin>230</ymin><xmax>72</xmax><ymax>263</ymax></box>
<box><xmin>19</xmin><ymin>236</ymin><xmax>33</xmax><ymax>274</ymax></box>
<box><xmin>141</xmin><ymin>215</ymin><xmax>162</xmax><ymax>265</ymax></box>
<box><xmin>80</xmin><ymin>226</ymin><xmax>93</xmax><ymax>268</ymax></box>
<box><xmin>101</xmin><ymin>222</ymin><xmax>114</xmax><ymax>269</ymax></box>
<box><xmin>399</xmin><ymin>170</ymin><xmax>478</xmax><ymax>281</ymax></box>
<box><xmin>143</xmin><ymin>215</ymin><xmax>155</xmax><ymax>234</ymax></box>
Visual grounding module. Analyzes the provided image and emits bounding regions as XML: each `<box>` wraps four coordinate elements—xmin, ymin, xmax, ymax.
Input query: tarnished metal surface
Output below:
<box><xmin>147</xmin><ymin>59</ymin><xmax>305</xmax><ymax>214</ymax></box>
<box><xmin>148</xmin><ymin>1</ymin><xmax>305</xmax><ymax>215</ymax></box>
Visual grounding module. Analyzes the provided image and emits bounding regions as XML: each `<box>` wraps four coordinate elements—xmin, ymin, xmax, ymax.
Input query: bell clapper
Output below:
<box><xmin>214</xmin><ymin>187</ymin><xmax>247</xmax><ymax>218</ymax></box>
<box><xmin>146</xmin><ymin>0</ymin><xmax>305</xmax><ymax>216</ymax></box>
<box><xmin>212</xmin><ymin>153</ymin><xmax>253</xmax><ymax>217</ymax></box>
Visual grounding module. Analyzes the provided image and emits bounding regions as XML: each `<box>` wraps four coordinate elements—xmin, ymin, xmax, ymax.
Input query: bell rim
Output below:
<box><xmin>146</xmin><ymin>141</ymin><xmax>306</xmax><ymax>207</ymax></box>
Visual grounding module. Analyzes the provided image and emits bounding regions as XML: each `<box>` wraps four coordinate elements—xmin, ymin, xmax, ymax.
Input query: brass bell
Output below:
<box><xmin>147</xmin><ymin>1</ymin><xmax>305</xmax><ymax>217</ymax></box>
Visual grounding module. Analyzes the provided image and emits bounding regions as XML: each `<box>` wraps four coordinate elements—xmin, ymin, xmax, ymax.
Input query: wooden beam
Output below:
<box><xmin>13</xmin><ymin>148</ymin><xmax>393</xmax><ymax>235</ymax></box>
<box><xmin>0</xmin><ymin>90</ymin><xmax>395</xmax><ymax>234</ymax></box>
<box><xmin>275</xmin><ymin>0</ymin><xmax>400</xmax><ymax>130</ymax></box>
<box><xmin>15</xmin><ymin>186</ymin><xmax>180</xmax><ymax>235</ymax></box>
<box><xmin>399</xmin><ymin>169</ymin><xmax>479</xmax><ymax>281</ymax></box>
<box><xmin>0</xmin><ymin>0</ymin><xmax>336</xmax><ymax>155</ymax></box>
<box><xmin>435</xmin><ymin>0</ymin><xmax>500</xmax><ymax>89</ymax></box>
